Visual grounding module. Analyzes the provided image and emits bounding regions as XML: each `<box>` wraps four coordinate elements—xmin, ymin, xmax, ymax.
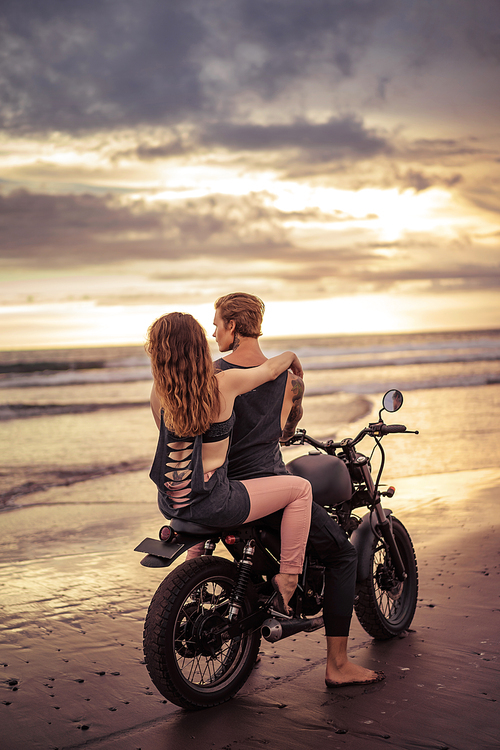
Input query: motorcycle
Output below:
<box><xmin>135</xmin><ymin>389</ymin><xmax>419</xmax><ymax>710</ymax></box>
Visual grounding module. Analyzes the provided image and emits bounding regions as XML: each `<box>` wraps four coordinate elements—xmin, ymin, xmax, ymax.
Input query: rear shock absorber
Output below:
<box><xmin>228</xmin><ymin>540</ymin><xmax>255</xmax><ymax>620</ymax></box>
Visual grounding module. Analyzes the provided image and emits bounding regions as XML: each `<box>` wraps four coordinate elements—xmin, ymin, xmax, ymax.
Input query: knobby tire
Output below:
<box><xmin>143</xmin><ymin>556</ymin><xmax>261</xmax><ymax>710</ymax></box>
<box><xmin>355</xmin><ymin>516</ymin><xmax>418</xmax><ymax>639</ymax></box>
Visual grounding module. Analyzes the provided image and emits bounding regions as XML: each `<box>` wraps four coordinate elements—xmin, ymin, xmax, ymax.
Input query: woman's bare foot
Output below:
<box><xmin>271</xmin><ymin>573</ymin><xmax>298</xmax><ymax>615</ymax></box>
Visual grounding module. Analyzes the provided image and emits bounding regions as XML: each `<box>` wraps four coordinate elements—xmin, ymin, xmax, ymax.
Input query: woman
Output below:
<box><xmin>146</xmin><ymin>312</ymin><xmax>312</xmax><ymax>614</ymax></box>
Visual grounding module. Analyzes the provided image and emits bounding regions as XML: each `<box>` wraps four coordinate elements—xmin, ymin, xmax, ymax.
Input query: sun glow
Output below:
<box><xmin>273</xmin><ymin>184</ymin><xmax>457</xmax><ymax>242</ymax></box>
<box><xmin>144</xmin><ymin>175</ymin><xmax>461</xmax><ymax>248</ymax></box>
<box><xmin>4</xmin><ymin>287</ymin><xmax>497</xmax><ymax>351</ymax></box>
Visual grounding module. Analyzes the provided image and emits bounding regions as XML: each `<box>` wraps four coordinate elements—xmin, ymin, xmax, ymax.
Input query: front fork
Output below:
<box><xmin>372</xmin><ymin>503</ymin><xmax>407</xmax><ymax>581</ymax></box>
<box><xmin>354</xmin><ymin>450</ymin><xmax>407</xmax><ymax>582</ymax></box>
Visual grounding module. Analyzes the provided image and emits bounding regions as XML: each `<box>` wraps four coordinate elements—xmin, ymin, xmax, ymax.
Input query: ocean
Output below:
<box><xmin>1</xmin><ymin>328</ymin><xmax>500</xmax><ymax>511</ymax></box>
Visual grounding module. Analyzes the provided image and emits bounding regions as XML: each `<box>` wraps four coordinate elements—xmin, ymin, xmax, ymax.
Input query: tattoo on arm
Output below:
<box><xmin>281</xmin><ymin>376</ymin><xmax>304</xmax><ymax>442</ymax></box>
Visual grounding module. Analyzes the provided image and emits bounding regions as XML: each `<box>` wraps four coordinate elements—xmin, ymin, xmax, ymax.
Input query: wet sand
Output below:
<box><xmin>1</xmin><ymin>468</ymin><xmax>499</xmax><ymax>750</ymax></box>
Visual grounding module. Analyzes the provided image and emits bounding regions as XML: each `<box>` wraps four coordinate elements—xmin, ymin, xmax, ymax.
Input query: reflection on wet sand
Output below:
<box><xmin>1</xmin><ymin>469</ymin><xmax>499</xmax><ymax>749</ymax></box>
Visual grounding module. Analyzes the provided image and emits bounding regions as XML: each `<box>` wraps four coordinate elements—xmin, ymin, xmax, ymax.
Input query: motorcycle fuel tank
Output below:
<box><xmin>287</xmin><ymin>452</ymin><xmax>352</xmax><ymax>507</ymax></box>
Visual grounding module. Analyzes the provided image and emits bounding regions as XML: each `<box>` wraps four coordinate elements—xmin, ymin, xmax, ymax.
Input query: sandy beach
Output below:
<box><xmin>2</xmin><ymin>338</ymin><xmax>500</xmax><ymax>750</ymax></box>
<box><xmin>1</xmin><ymin>464</ymin><xmax>499</xmax><ymax>750</ymax></box>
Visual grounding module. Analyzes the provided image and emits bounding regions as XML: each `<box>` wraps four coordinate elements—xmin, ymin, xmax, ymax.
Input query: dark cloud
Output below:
<box><xmin>216</xmin><ymin>0</ymin><xmax>396</xmax><ymax>96</ymax></box>
<box><xmin>200</xmin><ymin>116</ymin><xmax>391</xmax><ymax>159</ymax></box>
<box><xmin>133</xmin><ymin>140</ymin><xmax>191</xmax><ymax>161</ymax></box>
<box><xmin>395</xmin><ymin>169</ymin><xmax>463</xmax><ymax>192</ymax></box>
<box><xmin>0</xmin><ymin>188</ymin><xmax>304</xmax><ymax>265</ymax></box>
<box><xmin>0</xmin><ymin>0</ymin><xmax>206</xmax><ymax>132</ymax></box>
<box><xmin>0</xmin><ymin>186</ymin><xmax>392</xmax><ymax>272</ymax></box>
<box><xmin>0</xmin><ymin>189</ymin><xmax>164</xmax><ymax>263</ymax></box>
<box><xmin>112</xmin><ymin>128</ymin><xmax>197</xmax><ymax>162</ymax></box>
<box><xmin>2</xmin><ymin>0</ymin><xmax>498</xmax><ymax>134</ymax></box>
<box><xmin>402</xmin><ymin>0</ymin><xmax>500</xmax><ymax>67</ymax></box>
<box><xmin>122</xmin><ymin>115</ymin><xmax>391</xmax><ymax>168</ymax></box>
<box><xmin>405</xmin><ymin>138</ymin><xmax>486</xmax><ymax>161</ymax></box>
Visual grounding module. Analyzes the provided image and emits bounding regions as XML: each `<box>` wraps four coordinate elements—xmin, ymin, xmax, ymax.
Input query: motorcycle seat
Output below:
<box><xmin>169</xmin><ymin>518</ymin><xmax>225</xmax><ymax>536</ymax></box>
<box><xmin>169</xmin><ymin>516</ymin><xmax>278</xmax><ymax>537</ymax></box>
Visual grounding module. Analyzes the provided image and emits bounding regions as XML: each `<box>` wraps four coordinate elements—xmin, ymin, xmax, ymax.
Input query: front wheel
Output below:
<box><xmin>143</xmin><ymin>556</ymin><xmax>261</xmax><ymax>710</ymax></box>
<box><xmin>355</xmin><ymin>516</ymin><xmax>418</xmax><ymax>639</ymax></box>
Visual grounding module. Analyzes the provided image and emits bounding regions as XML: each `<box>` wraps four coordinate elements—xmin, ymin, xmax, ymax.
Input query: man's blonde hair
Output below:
<box><xmin>214</xmin><ymin>292</ymin><xmax>265</xmax><ymax>338</ymax></box>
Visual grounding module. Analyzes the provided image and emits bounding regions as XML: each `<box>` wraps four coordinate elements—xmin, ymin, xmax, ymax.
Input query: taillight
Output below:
<box><xmin>159</xmin><ymin>525</ymin><xmax>176</xmax><ymax>542</ymax></box>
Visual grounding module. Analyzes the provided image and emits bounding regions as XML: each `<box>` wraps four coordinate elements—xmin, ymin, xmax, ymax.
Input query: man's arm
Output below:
<box><xmin>280</xmin><ymin>373</ymin><xmax>305</xmax><ymax>442</ymax></box>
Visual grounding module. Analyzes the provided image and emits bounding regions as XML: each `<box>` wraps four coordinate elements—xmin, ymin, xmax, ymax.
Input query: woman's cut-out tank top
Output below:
<box><xmin>149</xmin><ymin>411</ymin><xmax>250</xmax><ymax>527</ymax></box>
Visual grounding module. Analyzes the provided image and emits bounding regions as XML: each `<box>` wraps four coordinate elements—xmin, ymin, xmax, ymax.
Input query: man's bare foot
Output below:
<box><xmin>271</xmin><ymin>573</ymin><xmax>298</xmax><ymax>615</ymax></box>
<box><xmin>325</xmin><ymin>659</ymin><xmax>384</xmax><ymax>687</ymax></box>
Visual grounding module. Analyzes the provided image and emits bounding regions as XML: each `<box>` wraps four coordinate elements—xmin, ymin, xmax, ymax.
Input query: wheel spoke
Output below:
<box><xmin>172</xmin><ymin>575</ymin><xmax>247</xmax><ymax>687</ymax></box>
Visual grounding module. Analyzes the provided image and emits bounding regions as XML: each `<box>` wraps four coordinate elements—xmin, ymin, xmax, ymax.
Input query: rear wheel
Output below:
<box><xmin>355</xmin><ymin>517</ymin><xmax>418</xmax><ymax>639</ymax></box>
<box><xmin>143</xmin><ymin>556</ymin><xmax>261</xmax><ymax>709</ymax></box>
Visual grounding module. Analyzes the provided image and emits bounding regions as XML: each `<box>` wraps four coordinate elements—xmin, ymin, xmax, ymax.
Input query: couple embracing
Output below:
<box><xmin>147</xmin><ymin>292</ymin><xmax>384</xmax><ymax>689</ymax></box>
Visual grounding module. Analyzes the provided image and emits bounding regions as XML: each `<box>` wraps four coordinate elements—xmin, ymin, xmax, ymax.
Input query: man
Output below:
<box><xmin>213</xmin><ymin>293</ymin><xmax>304</xmax><ymax>479</ymax></box>
<box><xmin>212</xmin><ymin>292</ymin><xmax>383</xmax><ymax>688</ymax></box>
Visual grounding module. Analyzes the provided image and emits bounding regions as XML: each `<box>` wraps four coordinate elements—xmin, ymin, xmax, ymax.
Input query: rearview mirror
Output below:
<box><xmin>382</xmin><ymin>389</ymin><xmax>403</xmax><ymax>413</ymax></box>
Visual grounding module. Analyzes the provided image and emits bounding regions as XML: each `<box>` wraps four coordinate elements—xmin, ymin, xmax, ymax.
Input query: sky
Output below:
<box><xmin>1</xmin><ymin>0</ymin><xmax>499</xmax><ymax>349</ymax></box>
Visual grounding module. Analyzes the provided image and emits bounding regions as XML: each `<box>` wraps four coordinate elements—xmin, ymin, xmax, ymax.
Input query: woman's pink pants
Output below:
<box><xmin>186</xmin><ymin>474</ymin><xmax>312</xmax><ymax>573</ymax></box>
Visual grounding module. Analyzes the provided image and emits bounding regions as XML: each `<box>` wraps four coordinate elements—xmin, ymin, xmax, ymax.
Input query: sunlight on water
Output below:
<box><xmin>2</xmin><ymin>290</ymin><xmax>500</xmax><ymax>349</ymax></box>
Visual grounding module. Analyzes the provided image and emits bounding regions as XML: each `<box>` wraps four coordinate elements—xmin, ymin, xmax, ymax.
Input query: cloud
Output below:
<box><xmin>402</xmin><ymin>0</ymin><xmax>500</xmax><ymax>67</ymax></box>
<box><xmin>0</xmin><ymin>188</ymin><xmax>294</xmax><ymax>265</ymax></box>
<box><xmin>2</xmin><ymin>187</ymin><xmax>498</xmax><ymax>304</ymax></box>
<box><xmin>0</xmin><ymin>0</ymin><xmax>206</xmax><ymax>132</ymax></box>
<box><xmin>0</xmin><ymin>189</ymin><xmax>163</xmax><ymax>263</ymax></box>
<box><xmin>115</xmin><ymin>115</ymin><xmax>391</xmax><ymax>173</ymax></box>
<box><xmin>201</xmin><ymin>0</ymin><xmax>396</xmax><ymax>96</ymax></box>
<box><xmin>131</xmin><ymin>139</ymin><xmax>191</xmax><ymax>161</ymax></box>
<box><xmin>200</xmin><ymin>116</ymin><xmax>391</xmax><ymax>159</ymax></box>
<box><xmin>404</xmin><ymin>138</ymin><xmax>487</xmax><ymax>161</ymax></box>
<box><xmin>0</xmin><ymin>187</ymin><xmax>365</xmax><ymax>269</ymax></box>
<box><xmin>393</xmin><ymin>169</ymin><xmax>463</xmax><ymax>193</ymax></box>
<box><xmin>3</xmin><ymin>0</ymin><xmax>498</xmax><ymax>135</ymax></box>
<box><xmin>461</xmin><ymin>185</ymin><xmax>500</xmax><ymax>217</ymax></box>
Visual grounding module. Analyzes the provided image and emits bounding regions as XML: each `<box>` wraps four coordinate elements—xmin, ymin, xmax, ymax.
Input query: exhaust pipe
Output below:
<box><xmin>261</xmin><ymin>615</ymin><xmax>324</xmax><ymax>643</ymax></box>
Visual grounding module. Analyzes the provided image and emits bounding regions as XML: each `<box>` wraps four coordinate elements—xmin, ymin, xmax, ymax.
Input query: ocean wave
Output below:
<box><xmin>1</xmin><ymin>350</ymin><xmax>499</xmax><ymax>389</ymax></box>
<box><xmin>2</xmin><ymin>369</ymin><xmax>499</xmax><ymax>423</ymax></box>
<box><xmin>300</xmin><ymin>350</ymin><xmax>500</xmax><ymax>371</ymax></box>
<box><xmin>0</xmin><ymin>366</ymin><xmax>151</xmax><ymax>389</ymax></box>
<box><xmin>1</xmin><ymin>329</ymin><xmax>499</xmax><ymax>378</ymax></box>
<box><xmin>0</xmin><ymin>459</ymin><xmax>150</xmax><ymax>508</ymax></box>
<box><xmin>1</xmin><ymin>330</ymin><xmax>498</xmax><ymax>412</ymax></box>
<box><xmin>306</xmin><ymin>372</ymin><xmax>500</xmax><ymax>396</ymax></box>
<box><xmin>0</xmin><ymin>401</ymin><xmax>148</xmax><ymax>421</ymax></box>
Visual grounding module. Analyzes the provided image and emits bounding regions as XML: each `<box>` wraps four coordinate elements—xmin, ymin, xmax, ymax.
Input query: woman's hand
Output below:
<box><xmin>288</xmin><ymin>353</ymin><xmax>303</xmax><ymax>378</ymax></box>
<box><xmin>219</xmin><ymin>349</ymin><xmax>304</xmax><ymax>405</ymax></box>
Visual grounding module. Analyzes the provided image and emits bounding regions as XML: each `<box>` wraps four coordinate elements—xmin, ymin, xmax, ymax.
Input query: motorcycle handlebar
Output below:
<box><xmin>286</xmin><ymin>422</ymin><xmax>415</xmax><ymax>450</ymax></box>
<box><xmin>380</xmin><ymin>424</ymin><xmax>407</xmax><ymax>434</ymax></box>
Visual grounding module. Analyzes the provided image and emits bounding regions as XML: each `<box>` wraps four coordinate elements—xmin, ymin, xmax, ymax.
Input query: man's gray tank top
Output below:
<box><xmin>214</xmin><ymin>358</ymin><xmax>289</xmax><ymax>480</ymax></box>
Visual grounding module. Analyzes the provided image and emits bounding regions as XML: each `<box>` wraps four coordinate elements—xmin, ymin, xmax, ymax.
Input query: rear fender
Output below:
<box><xmin>134</xmin><ymin>536</ymin><xmax>208</xmax><ymax>568</ymax></box>
<box><xmin>350</xmin><ymin>509</ymin><xmax>392</xmax><ymax>582</ymax></box>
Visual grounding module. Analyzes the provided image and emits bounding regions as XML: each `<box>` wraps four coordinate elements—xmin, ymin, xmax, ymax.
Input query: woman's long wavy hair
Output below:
<box><xmin>146</xmin><ymin>312</ymin><xmax>219</xmax><ymax>436</ymax></box>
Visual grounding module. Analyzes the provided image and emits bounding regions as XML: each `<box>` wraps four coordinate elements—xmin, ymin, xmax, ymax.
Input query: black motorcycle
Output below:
<box><xmin>135</xmin><ymin>389</ymin><xmax>419</xmax><ymax>710</ymax></box>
